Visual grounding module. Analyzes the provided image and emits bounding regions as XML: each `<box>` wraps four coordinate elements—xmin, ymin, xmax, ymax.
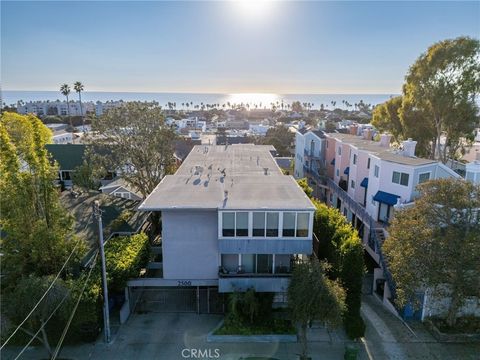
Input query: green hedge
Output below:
<box><xmin>313</xmin><ymin>202</ymin><xmax>366</xmax><ymax>339</ymax></box>
<box><xmin>68</xmin><ymin>232</ymin><xmax>149</xmax><ymax>341</ymax></box>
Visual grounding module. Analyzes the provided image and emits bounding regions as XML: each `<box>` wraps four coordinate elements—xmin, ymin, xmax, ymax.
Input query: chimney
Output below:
<box><xmin>380</xmin><ymin>133</ymin><xmax>392</xmax><ymax>148</ymax></box>
<box><xmin>402</xmin><ymin>138</ymin><xmax>417</xmax><ymax>157</ymax></box>
<box><xmin>349</xmin><ymin>125</ymin><xmax>358</xmax><ymax>135</ymax></box>
<box><xmin>363</xmin><ymin>128</ymin><xmax>372</xmax><ymax>141</ymax></box>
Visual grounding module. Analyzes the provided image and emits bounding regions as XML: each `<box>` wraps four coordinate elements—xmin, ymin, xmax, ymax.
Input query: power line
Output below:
<box><xmin>50</xmin><ymin>251</ymin><xmax>99</xmax><ymax>360</ymax></box>
<box><xmin>1</xmin><ymin>214</ymin><xmax>93</xmax><ymax>349</ymax></box>
<box><xmin>11</xmin><ymin>291</ymin><xmax>70</xmax><ymax>360</ymax></box>
<box><xmin>14</xmin><ymin>252</ymin><xmax>99</xmax><ymax>360</ymax></box>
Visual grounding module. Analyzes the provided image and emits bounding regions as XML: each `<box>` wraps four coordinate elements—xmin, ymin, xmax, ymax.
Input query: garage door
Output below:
<box><xmin>130</xmin><ymin>287</ymin><xmax>224</xmax><ymax>314</ymax></box>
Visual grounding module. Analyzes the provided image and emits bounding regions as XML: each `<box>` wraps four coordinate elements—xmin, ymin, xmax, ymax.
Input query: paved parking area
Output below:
<box><xmin>4</xmin><ymin>296</ymin><xmax>480</xmax><ymax>360</ymax></box>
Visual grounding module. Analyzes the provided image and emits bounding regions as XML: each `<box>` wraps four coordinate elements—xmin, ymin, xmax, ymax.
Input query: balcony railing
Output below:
<box><xmin>326</xmin><ymin>178</ymin><xmax>396</xmax><ymax>299</ymax></box>
<box><xmin>219</xmin><ymin>258</ymin><xmax>309</xmax><ymax>278</ymax></box>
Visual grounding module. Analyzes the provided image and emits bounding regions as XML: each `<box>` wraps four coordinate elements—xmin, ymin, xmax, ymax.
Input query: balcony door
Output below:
<box><xmin>257</xmin><ymin>254</ymin><xmax>273</xmax><ymax>274</ymax></box>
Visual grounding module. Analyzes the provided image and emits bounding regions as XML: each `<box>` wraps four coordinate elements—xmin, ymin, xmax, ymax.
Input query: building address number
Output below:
<box><xmin>177</xmin><ymin>280</ymin><xmax>192</xmax><ymax>286</ymax></box>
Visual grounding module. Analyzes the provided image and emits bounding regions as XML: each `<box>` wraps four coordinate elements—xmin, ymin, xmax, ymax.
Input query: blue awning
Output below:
<box><xmin>344</xmin><ymin>167</ymin><xmax>350</xmax><ymax>175</ymax></box>
<box><xmin>360</xmin><ymin>177</ymin><xmax>368</xmax><ymax>188</ymax></box>
<box><xmin>373</xmin><ymin>191</ymin><xmax>400</xmax><ymax>206</ymax></box>
<box><xmin>330</xmin><ymin>158</ymin><xmax>335</xmax><ymax>165</ymax></box>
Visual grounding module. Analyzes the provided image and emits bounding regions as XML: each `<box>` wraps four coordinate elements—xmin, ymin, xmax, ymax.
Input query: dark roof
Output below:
<box><xmin>312</xmin><ymin>130</ymin><xmax>326</xmax><ymax>138</ymax></box>
<box><xmin>344</xmin><ymin>167</ymin><xmax>350</xmax><ymax>175</ymax></box>
<box><xmin>330</xmin><ymin>158</ymin><xmax>336</xmax><ymax>165</ymax></box>
<box><xmin>373</xmin><ymin>190</ymin><xmax>400</xmax><ymax>206</ymax></box>
<box><xmin>360</xmin><ymin>177</ymin><xmax>369</xmax><ymax>188</ymax></box>
<box><xmin>46</xmin><ymin>144</ymin><xmax>86</xmax><ymax>170</ymax></box>
<box><xmin>297</xmin><ymin>128</ymin><xmax>308</xmax><ymax>135</ymax></box>
<box><xmin>275</xmin><ymin>157</ymin><xmax>293</xmax><ymax>170</ymax></box>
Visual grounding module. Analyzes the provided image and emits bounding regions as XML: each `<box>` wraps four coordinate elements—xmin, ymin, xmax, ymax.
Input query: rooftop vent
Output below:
<box><xmin>402</xmin><ymin>138</ymin><xmax>417</xmax><ymax>157</ymax></box>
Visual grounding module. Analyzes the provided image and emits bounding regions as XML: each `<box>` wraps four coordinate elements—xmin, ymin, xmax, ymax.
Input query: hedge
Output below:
<box><xmin>68</xmin><ymin>232</ymin><xmax>149</xmax><ymax>341</ymax></box>
<box><xmin>313</xmin><ymin>201</ymin><xmax>366</xmax><ymax>339</ymax></box>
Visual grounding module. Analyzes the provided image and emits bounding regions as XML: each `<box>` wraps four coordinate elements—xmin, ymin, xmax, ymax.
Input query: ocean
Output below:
<box><xmin>1</xmin><ymin>90</ymin><xmax>397</xmax><ymax>110</ymax></box>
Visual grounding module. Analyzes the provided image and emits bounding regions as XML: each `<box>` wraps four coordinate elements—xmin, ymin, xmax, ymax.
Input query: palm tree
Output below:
<box><xmin>73</xmin><ymin>81</ymin><xmax>84</xmax><ymax>130</ymax></box>
<box><xmin>60</xmin><ymin>84</ymin><xmax>72</xmax><ymax>139</ymax></box>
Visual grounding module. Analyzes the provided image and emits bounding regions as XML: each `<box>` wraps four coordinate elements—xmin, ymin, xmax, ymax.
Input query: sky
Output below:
<box><xmin>1</xmin><ymin>1</ymin><xmax>479</xmax><ymax>94</ymax></box>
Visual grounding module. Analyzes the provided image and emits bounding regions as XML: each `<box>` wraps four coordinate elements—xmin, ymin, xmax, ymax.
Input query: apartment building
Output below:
<box><xmin>295</xmin><ymin>128</ymin><xmax>461</xmax><ymax>316</ymax></box>
<box><xmin>17</xmin><ymin>100</ymin><xmax>94</xmax><ymax>116</ymax></box>
<box><xmin>139</xmin><ymin>144</ymin><xmax>315</xmax><ymax>295</ymax></box>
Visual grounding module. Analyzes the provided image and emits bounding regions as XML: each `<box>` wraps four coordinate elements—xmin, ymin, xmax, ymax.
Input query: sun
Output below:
<box><xmin>234</xmin><ymin>0</ymin><xmax>273</xmax><ymax>18</ymax></box>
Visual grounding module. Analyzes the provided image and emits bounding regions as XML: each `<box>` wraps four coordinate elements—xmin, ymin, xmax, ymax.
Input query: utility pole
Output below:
<box><xmin>93</xmin><ymin>200</ymin><xmax>111</xmax><ymax>343</ymax></box>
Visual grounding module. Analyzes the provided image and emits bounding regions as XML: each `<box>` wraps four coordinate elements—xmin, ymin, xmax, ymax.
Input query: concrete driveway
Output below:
<box><xmin>4</xmin><ymin>297</ymin><xmax>479</xmax><ymax>360</ymax></box>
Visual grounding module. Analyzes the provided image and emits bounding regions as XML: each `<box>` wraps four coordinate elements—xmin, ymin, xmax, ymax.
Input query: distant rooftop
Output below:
<box><xmin>327</xmin><ymin>133</ymin><xmax>437</xmax><ymax>166</ymax></box>
<box><xmin>139</xmin><ymin>144</ymin><xmax>315</xmax><ymax>211</ymax></box>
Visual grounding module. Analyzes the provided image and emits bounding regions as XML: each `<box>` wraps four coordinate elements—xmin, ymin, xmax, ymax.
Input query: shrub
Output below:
<box><xmin>104</xmin><ymin>233</ymin><xmax>150</xmax><ymax>293</ymax></box>
<box><xmin>313</xmin><ymin>202</ymin><xmax>365</xmax><ymax>339</ymax></box>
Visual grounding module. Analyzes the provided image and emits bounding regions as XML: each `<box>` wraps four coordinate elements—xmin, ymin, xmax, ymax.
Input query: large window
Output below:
<box><xmin>296</xmin><ymin>213</ymin><xmax>309</xmax><ymax>237</ymax></box>
<box><xmin>266</xmin><ymin>212</ymin><xmax>279</xmax><ymax>237</ymax></box>
<box><xmin>235</xmin><ymin>212</ymin><xmax>248</xmax><ymax>236</ymax></box>
<box><xmin>221</xmin><ymin>211</ymin><xmax>311</xmax><ymax>238</ymax></box>
<box><xmin>367</xmin><ymin>158</ymin><xmax>371</xmax><ymax>169</ymax></box>
<box><xmin>252</xmin><ymin>212</ymin><xmax>265</xmax><ymax>237</ymax></box>
<box><xmin>222</xmin><ymin>212</ymin><xmax>235</xmax><ymax>237</ymax></box>
<box><xmin>392</xmin><ymin>171</ymin><xmax>409</xmax><ymax>186</ymax></box>
<box><xmin>282</xmin><ymin>212</ymin><xmax>296</xmax><ymax>237</ymax></box>
<box><xmin>374</xmin><ymin>165</ymin><xmax>379</xmax><ymax>178</ymax></box>
<box><xmin>353</xmin><ymin>154</ymin><xmax>357</xmax><ymax>165</ymax></box>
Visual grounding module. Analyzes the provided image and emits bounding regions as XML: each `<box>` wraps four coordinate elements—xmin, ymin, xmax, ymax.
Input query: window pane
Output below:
<box><xmin>296</xmin><ymin>213</ymin><xmax>309</xmax><ymax>237</ymax></box>
<box><xmin>236</xmin><ymin>212</ymin><xmax>248</xmax><ymax>236</ymax></box>
<box><xmin>419</xmin><ymin>173</ymin><xmax>430</xmax><ymax>183</ymax></box>
<box><xmin>222</xmin><ymin>212</ymin><xmax>235</xmax><ymax>237</ymax></box>
<box><xmin>242</xmin><ymin>254</ymin><xmax>256</xmax><ymax>273</ymax></box>
<box><xmin>266</xmin><ymin>212</ymin><xmax>279</xmax><ymax>237</ymax></box>
<box><xmin>282</xmin><ymin>212</ymin><xmax>295</xmax><ymax>237</ymax></box>
<box><xmin>253</xmin><ymin>212</ymin><xmax>265</xmax><ymax>237</ymax></box>
<box><xmin>367</xmin><ymin>158</ymin><xmax>371</xmax><ymax>169</ymax></box>
<box><xmin>400</xmin><ymin>173</ymin><xmax>409</xmax><ymax>186</ymax></box>
<box><xmin>221</xmin><ymin>254</ymin><xmax>238</xmax><ymax>273</ymax></box>
<box><xmin>392</xmin><ymin>171</ymin><xmax>400</xmax><ymax>184</ymax></box>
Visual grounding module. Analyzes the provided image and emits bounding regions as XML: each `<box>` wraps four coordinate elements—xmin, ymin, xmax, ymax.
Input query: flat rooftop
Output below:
<box><xmin>139</xmin><ymin>144</ymin><xmax>315</xmax><ymax>211</ymax></box>
<box><xmin>328</xmin><ymin>133</ymin><xmax>437</xmax><ymax>166</ymax></box>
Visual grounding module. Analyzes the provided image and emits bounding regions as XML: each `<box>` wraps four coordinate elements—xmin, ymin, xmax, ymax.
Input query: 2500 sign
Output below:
<box><xmin>177</xmin><ymin>280</ymin><xmax>192</xmax><ymax>286</ymax></box>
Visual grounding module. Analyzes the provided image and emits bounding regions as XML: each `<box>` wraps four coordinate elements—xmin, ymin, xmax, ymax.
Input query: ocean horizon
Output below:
<box><xmin>1</xmin><ymin>90</ymin><xmax>397</xmax><ymax>110</ymax></box>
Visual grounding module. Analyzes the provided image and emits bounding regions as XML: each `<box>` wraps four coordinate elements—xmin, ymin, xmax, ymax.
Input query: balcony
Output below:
<box><xmin>326</xmin><ymin>178</ymin><xmax>396</xmax><ymax>298</ymax></box>
<box><xmin>218</xmin><ymin>257</ymin><xmax>306</xmax><ymax>293</ymax></box>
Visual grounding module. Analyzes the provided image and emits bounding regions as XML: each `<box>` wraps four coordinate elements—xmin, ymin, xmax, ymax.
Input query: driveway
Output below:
<box><xmin>4</xmin><ymin>297</ymin><xmax>479</xmax><ymax>360</ymax></box>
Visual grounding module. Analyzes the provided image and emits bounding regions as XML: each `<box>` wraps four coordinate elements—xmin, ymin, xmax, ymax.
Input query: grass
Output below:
<box><xmin>214</xmin><ymin>318</ymin><xmax>296</xmax><ymax>336</ymax></box>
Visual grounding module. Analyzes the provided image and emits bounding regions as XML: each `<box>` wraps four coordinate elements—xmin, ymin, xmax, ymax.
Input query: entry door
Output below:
<box><xmin>378</xmin><ymin>203</ymin><xmax>390</xmax><ymax>223</ymax></box>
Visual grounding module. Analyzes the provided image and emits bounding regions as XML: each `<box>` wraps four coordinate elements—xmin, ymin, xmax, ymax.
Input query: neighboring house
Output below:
<box><xmin>45</xmin><ymin>144</ymin><xmax>87</xmax><ymax>188</ymax></box>
<box><xmin>294</xmin><ymin>129</ymin><xmax>463</xmax><ymax>318</ymax></box>
<box><xmin>139</xmin><ymin>144</ymin><xmax>315</xmax><ymax>297</ymax></box>
<box><xmin>45</xmin><ymin>144</ymin><xmax>115</xmax><ymax>189</ymax></box>
<box><xmin>99</xmin><ymin>178</ymin><xmax>143</xmax><ymax>201</ymax></box>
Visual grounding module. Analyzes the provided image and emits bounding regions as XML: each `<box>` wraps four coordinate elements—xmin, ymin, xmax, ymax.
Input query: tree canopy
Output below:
<box><xmin>0</xmin><ymin>112</ymin><xmax>85</xmax><ymax>283</ymax></box>
<box><xmin>384</xmin><ymin>178</ymin><xmax>480</xmax><ymax>326</ymax></box>
<box><xmin>87</xmin><ymin>102</ymin><xmax>177</xmax><ymax>198</ymax></box>
<box><xmin>373</xmin><ymin>37</ymin><xmax>480</xmax><ymax>162</ymax></box>
<box><xmin>258</xmin><ymin>125</ymin><xmax>294</xmax><ymax>157</ymax></box>
<box><xmin>288</xmin><ymin>260</ymin><xmax>345</xmax><ymax>359</ymax></box>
